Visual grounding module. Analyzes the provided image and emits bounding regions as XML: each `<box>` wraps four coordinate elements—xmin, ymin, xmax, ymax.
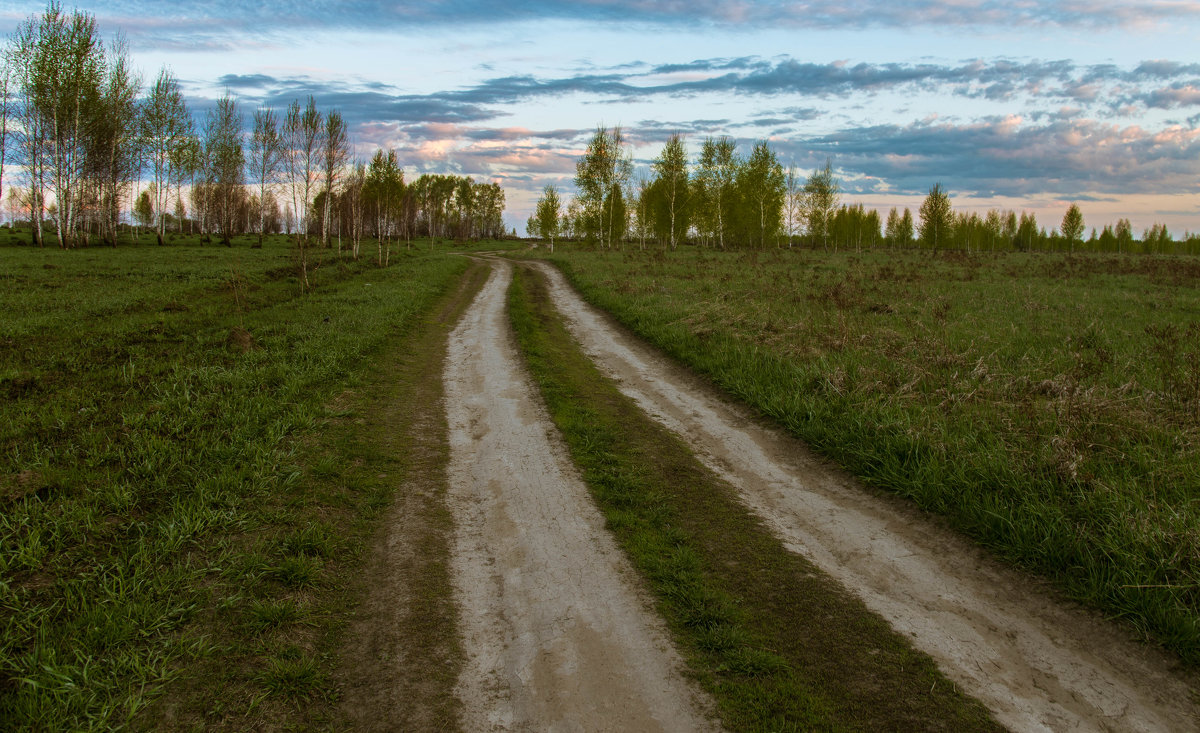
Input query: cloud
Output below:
<box><xmin>1140</xmin><ymin>83</ymin><xmax>1200</xmax><ymax>109</ymax></box>
<box><xmin>6</xmin><ymin>1</ymin><xmax>1200</xmax><ymax>43</ymax></box>
<box><xmin>270</xmin><ymin>57</ymin><xmax>1198</xmax><ymax>117</ymax></box>
<box><xmin>792</xmin><ymin>117</ymin><xmax>1200</xmax><ymax>198</ymax></box>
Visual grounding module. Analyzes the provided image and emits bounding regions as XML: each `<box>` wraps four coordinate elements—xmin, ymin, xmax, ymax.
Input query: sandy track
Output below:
<box><xmin>532</xmin><ymin>260</ymin><xmax>1200</xmax><ymax>733</ymax></box>
<box><xmin>443</xmin><ymin>259</ymin><xmax>717</xmax><ymax>732</ymax></box>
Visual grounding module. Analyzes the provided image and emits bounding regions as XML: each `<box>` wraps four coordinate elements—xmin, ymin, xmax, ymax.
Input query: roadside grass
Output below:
<box><xmin>533</xmin><ymin>245</ymin><xmax>1200</xmax><ymax>665</ymax></box>
<box><xmin>0</xmin><ymin>235</ymin><xmax>509</xmax><ymax>730</ymax></box>
<box><xmin>508</xmin><ymin>263</ymin><xmax>1002</xmax><ymax>731</ymax></box>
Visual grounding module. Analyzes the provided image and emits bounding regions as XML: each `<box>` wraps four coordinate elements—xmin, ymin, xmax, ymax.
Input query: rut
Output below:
<box><xmin>530</xmin><ymin>259</ymin><xmax>1200</xmax><ymax>733</ymax></box>
<box><xmin>443</xmin><ymin>259</ymin><xmax>717</xmax><ymax>732</ymax></box>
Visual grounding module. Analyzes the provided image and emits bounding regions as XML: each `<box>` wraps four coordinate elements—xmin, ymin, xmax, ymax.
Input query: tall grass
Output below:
<box><xmin>538</xmin><ymin>246</ymin><xmax>1200</xmax><ymax>665</ymax></box>
<box><xmin>0</xmin><ymin>236</ymin><xmax>480</xmax><ymax>729</ymax></box>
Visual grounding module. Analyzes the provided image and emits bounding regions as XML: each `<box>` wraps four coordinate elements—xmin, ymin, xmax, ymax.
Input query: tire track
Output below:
<box><xmin>532</xmin><ymin>259</ymin><xmax>1200</xmax><ymax>733</ymax></box>
<box><xmin>443</xmin><ymin>258</ymin><xmax>717</xmax><ymax>732</ymax></box>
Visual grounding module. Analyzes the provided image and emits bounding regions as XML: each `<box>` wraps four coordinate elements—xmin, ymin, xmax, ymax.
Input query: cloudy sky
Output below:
<box><xmin>5</xmin><ymin>1</ymin><xmax>1200</xmax><ymax>235</ymax></box>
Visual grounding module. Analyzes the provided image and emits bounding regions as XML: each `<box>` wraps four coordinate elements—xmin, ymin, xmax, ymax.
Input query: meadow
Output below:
<box><xmin>539</xmin><ymin>245</ymin><xmax>1200</xmax><ymax>664</ymax></box>
<box><xmin>0</xmin><ymin>233</ymin><xmax>501</xmax><ymax>730</ymax></box>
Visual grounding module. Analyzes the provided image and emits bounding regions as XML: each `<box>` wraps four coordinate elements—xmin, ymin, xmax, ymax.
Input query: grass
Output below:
<box><xmin>0</xmin><ymin>232</ymin><xmax>512</xmax><ymax>730</ymax></box>
<box><xmin>530</xmin><ymin>245</ymin><xmax>1200</xmax><ymax>665</ymax></box>
<box><xmin>507</xmin><ymin>262</ymin><xmax>1002</xmax><ymax>731</ymax></box>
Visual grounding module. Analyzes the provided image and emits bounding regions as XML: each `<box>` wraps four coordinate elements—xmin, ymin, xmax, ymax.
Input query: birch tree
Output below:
<box><xmin>13</xmin><ymin>4</ymin><xmax>105</xmax><ymax>248</ymax></box>
<box><xmin>739</xmin><ymin>141</ymin><xmax>785</xmax><ymax>249</ymax></box>
<box><xmin>918</xmin><ymin>182</ymin><xmax>953</xmax><ymax>251</ymax></box>
<box><xmin>1061</xmin><ymin>203</ymin><xmax>1084</xmax><ymax>254</ymax></box>
<box><xmin>695</xmin><ymin>136</ymin><xmax>737</xmax><ymax>249</ymax></box>
<box><xmin>803</xmin><ymin>158</ymin><xmax>839</xmax><ymax>251</ymax></box>
<box><xmin>248</xmin><ymin>106</ymin><xmax>282</xmax><ymax>247</ymax></box>
<box><xmin>91</xmin><ymin>35</ymin><xmax>140</xmax><ymax>247</ymax></box>
<box><xmin>283</xmin><ymin>96</ymin><xmax>322</xmax><ymax>242</ymax></box>
<box><xmin>651</xmin><ymin>133</ymin><xmax>689</xmax><ymax>250</ymax></box>
<box><xmin>140</xmin><ymin>67</ymin><xmax>191</xmax><ymax>245</ymax></box>
<box><xmin>0</xmin><ymin>59</ymin><xmax>11</xmax><ymax>215</ymax></box>
<box><xmin>574</xmin><ymin>125</ymin><xmax>631</xmax><ymax>248</ymax></box>
<box><xmin>534</xmin><ymin>183</ymin><xmax>561</xmax><ymax>252</ymax></box>
<box><xmin>320</xmin><ymin>109</ymin><xmax>348</xmax><ymax>249</ymax></box>
<box><xmin>203</xmin><ymin>93</ymin><xmax>244</xmax><ymax>246</ymax></box>
<box><xmin>783</xmin><ymin>163</ymin><xmax>802</xmax><ymax>247</ymax></box>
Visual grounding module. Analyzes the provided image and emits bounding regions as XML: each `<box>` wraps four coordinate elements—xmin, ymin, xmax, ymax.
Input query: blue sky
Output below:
<box><xmin>4</xmin><ymin>1</ymin><xmax>1200</xmax><ymax>235</ymax></box>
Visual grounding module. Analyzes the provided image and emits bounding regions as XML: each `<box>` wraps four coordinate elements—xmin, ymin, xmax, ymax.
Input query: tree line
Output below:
<box><xmin>0</xmin><ymin>3</ymin><xmax>506</xmax><ymax>263</ymax></box>
<box><xmin>532</xmin><ymin>125</ymin><xmax>1200</xmax><ymax>256</ymax></box>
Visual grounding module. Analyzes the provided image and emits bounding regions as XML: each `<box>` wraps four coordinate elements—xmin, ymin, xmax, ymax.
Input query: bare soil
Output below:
<box><xmin>532</xmin><ymin>259</ymin><xmax>1200</xmax><ymax>733</ymax></box>
<box><xmin>443</xmin><ymin>259</ymin><xmax>718</xmax><ymax>731</ymax></box>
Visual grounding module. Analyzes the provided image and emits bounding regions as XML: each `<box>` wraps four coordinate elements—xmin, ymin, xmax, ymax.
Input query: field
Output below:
<box><xmin>3</xmin><ymin>234</ymin><xmax>1198</xmax><ymax>729</ymax></box>
<box><xmin>0</xmin><ymin>234</ymin><xmax>506</xmax><ymax>730</ymax></box>
<box><xmin>537</xmin><ymin>245</ymin><xmax>1200</xmax><ymax>664</ymax></box>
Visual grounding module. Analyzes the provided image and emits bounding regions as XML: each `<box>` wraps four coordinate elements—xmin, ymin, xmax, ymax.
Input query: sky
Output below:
<box><xmin>4</xmin><ymin>1</ymin><xmax>1200</xmax><ymax>236</ymax></box>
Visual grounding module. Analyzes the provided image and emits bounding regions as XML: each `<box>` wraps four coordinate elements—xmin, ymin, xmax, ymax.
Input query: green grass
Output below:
<box><xmin>507</xmin><ymin>262</ymin><xmax>1001</xmax><ymax>731</ymax></box>
<box><xmin>0</xmin><ymin>234</ymin><xmax>512</xmax><ymax>730</ymax></box>
<box><xmin>529</xmin><ymin>245</ymin><xmax>1200</xmax><ymax>665</ymax></box>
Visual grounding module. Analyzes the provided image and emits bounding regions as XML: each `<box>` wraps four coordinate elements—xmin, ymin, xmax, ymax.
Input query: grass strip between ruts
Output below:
<box><xmin>506</xmin><ymin>262</ymin><xmax>1002</xmax><ymax>732</ymax></box>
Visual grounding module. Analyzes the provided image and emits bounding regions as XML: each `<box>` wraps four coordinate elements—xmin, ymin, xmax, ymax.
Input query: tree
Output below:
<box><xmin>1115</xmin><ymin>217</ymin><xmax>1133</xmax><ymax>253</ymax></box>
<box><xmin>783</xmin><ymin>163</ymin><xmax>802</xmax><ymax>247</ymax></box>
<box><xmin>1061</xmin><ymin>203</ymin><xmax>1084</xmax><ymax>253</ymax></box>
<box><xmin>574</xmin><ymin>125</ymin><xmax>631</xmax><ymax>248</ymax></box>
<box><xmin>885</xmin><ymin>207</ymin><xmax>900</xmax><ymax>247</ymax></box>
<box><xmin>651</xmin><ymin>133</ymin><xmax>689</xmax><ymax>250</ymax></box>
<box><xmin>0</xmin><ymin>57</ymin><xmax>12</xmax><ymax>216</ymax></box>
<box><xmin>534</xmin><ymin>184</ymin><xmax>561</xmax><ymax>252</ymax></box>
<box><xmin>282</xmin><ymin>97</ymin><xmax>322</xmax><ymax>288</ymax></box>
<box><xmin>248</xmin><ymin>107</ymin><xmax>283</xmax><ymax>247</ymax></box>
<box><xmin>918</xmin><ymin>183</ymin><xmax>953</xmax><ymax>250</ymax></box>
<box><xmin>283</xmin><ymin>96</ymin><xmax>322</xmax><ymax>243</ymax></box>
<box><xmin>1016</xmin><ymin>212</ymin><xmax>1039</xmax><ymax>251</ymax></box>
<box><xmin>203</xmin><ymin>93</ymin><xmax>244</xmax><ymax>246</ymax></box>
<box><xmin>898</xmin><ymin>208</ymin><xmax>915</xmax><ymax>248</ymax></box>
<box><xmin>140</xmin><ymin>67</ymin><xmax>192</xmax><ymax>245</ymax></box>
<box><xmin>364</xmin><ymin>148</ymin><xmax>403</xmax><ymax>244</ymax></box>
<box><xmin>90</xmin><ymin>34</ymin><xmax>140</xmax><ymax>247</ymax></box>
<box><xmin>133</xmin><ymin>188</ymin><xmax>153</xmax><ymax>228</ymax></box>
<box><xmin>803</xmin><ymin>158</ymin><xmax>839</xmax><ymax>250</ymax></box>
<box><xmin>321</xmin><ymin>109</ymin><xmax>348</xmax><ymax>250</ymax></box>
<box><xmin>695</xmin><ymin>136</ymin><xmax>737</xmax><ymax>249</ymax></box>
<box><xmin>738</xmin><ymin>141</ymin><xmax>785</xmax><ymax>248</ymax></box>
<box><xmin>12</xmin><ymin>4</ymin><xmax>106</xmax><ymax>248</ymax></box>
<box><xmin>342</xmin><ymin>160</ymin><xmax>366</xmax><ymax>261</ymax></box>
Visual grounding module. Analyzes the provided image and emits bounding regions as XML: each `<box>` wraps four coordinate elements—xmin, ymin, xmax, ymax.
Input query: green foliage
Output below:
<box><xmin>573</xmin><ymin>125</ymin><xmax>633</xmax><ymax>248</ymax></box>
<box><xmin>802</xmin><ymin>158</ymin><xmax>840</xmax><ymax>250</ymax></box>
<box><xmin>650</xmin><ymin>133</ymin><xmax>691</xmax><ymax>249</ymax></box>
<box><xmin>1061</xmin><ymin>203</ymin><xmax>1085</xmax><ymax>249</ymax></box>
<box><xmin>918</xmin><ymin>182</ymin><xmax>953</xmax><ymax>250</ymax></box>
<box><xmin>735</xmin><ymin>141</ymin><xmax>786</xmax><ymax>249</ymax></box>
<box><xmin>534</xmin><ymin>183</ymin><xmax>562</xmax><ymax>249</ymax></box>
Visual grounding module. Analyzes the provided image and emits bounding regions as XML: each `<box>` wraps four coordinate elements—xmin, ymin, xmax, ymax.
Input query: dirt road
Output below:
<box><xmin>443</xmin><ymin>259</ymin><xmax>717</xmax><ymax>732</ymax></box>
<box><xmin>531</xmin><ymin>260</ymin><xmax>1199</xmax><ymax>733</ymax></box>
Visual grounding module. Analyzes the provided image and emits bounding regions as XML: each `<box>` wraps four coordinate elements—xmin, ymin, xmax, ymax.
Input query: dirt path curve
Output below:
<box><xmin>532</xmin><ymin>260</ymin><xmax>1200</xmax><ymax>733</ymax></box>
<box><xmin>443</xmin><ymin>259</ymin><xmax>718</xmax><ymax>732</ymax></box>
